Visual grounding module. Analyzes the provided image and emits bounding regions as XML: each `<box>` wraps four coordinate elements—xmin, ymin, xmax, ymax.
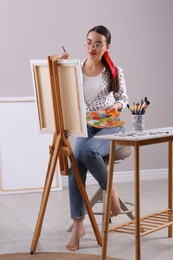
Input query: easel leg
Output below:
<box><xmin>30</xmin><ymin>134</ymin><xmax>61</xmax><ymax>253</ymax></box>
<box><xmin>30</xmin><ymin>133</ymin><xmax>102</xmax><ymax>253</ymax></box>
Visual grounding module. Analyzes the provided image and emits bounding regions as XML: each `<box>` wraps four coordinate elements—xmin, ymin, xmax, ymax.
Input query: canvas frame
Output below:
<box><xmin>30</xmin><ymin>59</ymin><xmax>87</xmax><ymax>137</ymax></box>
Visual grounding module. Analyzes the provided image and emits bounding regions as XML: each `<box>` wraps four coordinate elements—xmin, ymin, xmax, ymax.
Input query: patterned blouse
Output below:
<box><xmin>81</xmin><ymin>60</ymin><xmax>128</xmax><ymax>113</ymax></box>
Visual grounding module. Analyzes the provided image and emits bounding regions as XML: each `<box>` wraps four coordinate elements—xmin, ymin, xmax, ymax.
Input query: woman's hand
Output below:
<box><xmin>59</xmin><ymin>53</ymin><xmax>70</xmax><ymax>59</ymax></box>
<box><xmin>106</xmin><ymin>102</ymin><xmax>123</xmax><ymax>112</ymax></box>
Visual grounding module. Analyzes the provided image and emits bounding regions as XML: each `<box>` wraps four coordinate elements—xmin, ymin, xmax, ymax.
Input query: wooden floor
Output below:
<box><xmin>0</xmin><ymin>179</ymin><xmax>173</xmax><ymax>260</ymax></box>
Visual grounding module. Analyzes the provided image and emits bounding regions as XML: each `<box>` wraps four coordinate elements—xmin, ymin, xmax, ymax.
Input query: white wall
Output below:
<box><xmin>0</xmin><ymin>0</ymin><xmax>173</xmax><ymax>181</ymax></box>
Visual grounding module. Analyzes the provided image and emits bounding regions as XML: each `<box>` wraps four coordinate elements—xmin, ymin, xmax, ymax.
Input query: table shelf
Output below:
<box><xmin>109</xmin><ymin>209</ymin><xmax>173</xmax><ymax>237</ymax></box>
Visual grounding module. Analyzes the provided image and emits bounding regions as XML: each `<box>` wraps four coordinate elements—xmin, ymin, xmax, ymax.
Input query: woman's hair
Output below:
<box><xmin>87</xmin><ymin>25</ymin><xmax>112</xmax><ymax>45</ymax></box>
<box><xmin>87</xmin><ymin>25</ymin><xmax>120</xmax><ymax>93</ymax></box>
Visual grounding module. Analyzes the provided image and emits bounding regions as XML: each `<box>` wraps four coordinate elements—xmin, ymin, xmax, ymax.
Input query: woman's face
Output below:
<box><xmin>85</xmin><ymin>31</ymin><xmax>110</xmax><ymax>61</ymax></box>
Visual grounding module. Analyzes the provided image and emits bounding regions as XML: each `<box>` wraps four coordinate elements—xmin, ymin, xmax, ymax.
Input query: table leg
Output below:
<box><xmin>101</xmin><ymin>141</ymin><xmax>115</xmax><ymax>260</ymax></box>
<box><xmin>168</xmin><ymin>141</ymin><xmax>173</xmax><ymax>237</ymax></box>
<box><xmin>134</xmin><ymin>142</ymin><xmax>141</xmax><ymax>260</ymax></box>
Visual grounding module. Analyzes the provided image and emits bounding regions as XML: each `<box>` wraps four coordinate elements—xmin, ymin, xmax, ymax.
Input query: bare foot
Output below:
<box><xmin>110</xmin><ymin>186</ymin><xmax>121</xmax><ymax>216</ymax></box>
<box><xmin>66</xmin><ymin>219</ymin><xmax>85</xmax><ymax>251</ymax></box>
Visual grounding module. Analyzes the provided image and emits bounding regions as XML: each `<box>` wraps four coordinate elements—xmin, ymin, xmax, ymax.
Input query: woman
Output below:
<box><xmin>61</xmin><ymin>25</ymin><xmax>128</xmax><ymax>251</ymax></box>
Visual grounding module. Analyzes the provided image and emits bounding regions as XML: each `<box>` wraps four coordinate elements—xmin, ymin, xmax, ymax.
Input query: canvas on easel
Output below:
<box><xmin>29</xmin><ymin>56</ymin><xmax>102</xmax><ymax>254</ymax></box>
<box><xmin>30</xmin><ymin>60</ymin><xmax>55</xmax><ymax>133</ymax></box>
<box><xmin>30</xmin><ymin>59</ymin><xmax>87</xmax><ymax>137</ymax></box>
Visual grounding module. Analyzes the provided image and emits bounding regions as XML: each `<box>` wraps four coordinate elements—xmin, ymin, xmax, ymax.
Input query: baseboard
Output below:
<box><xmin>61</xmin><ymin>168</ymin><xmax>168</xmax><ymax>187</ymax></box>
<box><xmin>0</xmin><ymin>187</ymin><xmax>62</xmax><ymax>196</ymax></box>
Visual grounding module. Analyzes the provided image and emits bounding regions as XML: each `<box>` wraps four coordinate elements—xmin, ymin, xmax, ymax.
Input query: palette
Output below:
<box><xmin>86</xmin><ymin>109</ymin><xmax>124</xmax><ymax>128</ymax></box>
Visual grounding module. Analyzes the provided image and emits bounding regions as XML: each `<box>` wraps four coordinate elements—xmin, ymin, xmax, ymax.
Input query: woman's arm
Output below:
<box><xmin>109</xmin><ymin>67</ymin><xmax>128</xmax><ymax>111</ymax></box>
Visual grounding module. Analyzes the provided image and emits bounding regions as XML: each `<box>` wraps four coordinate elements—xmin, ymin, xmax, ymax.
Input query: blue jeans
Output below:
<box><xmin>68</xmin><ymin>124</ymin><xmax>125</xmax><ymax>219</ymax></box>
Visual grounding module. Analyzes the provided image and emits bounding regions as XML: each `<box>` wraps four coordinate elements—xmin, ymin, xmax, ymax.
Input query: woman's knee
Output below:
<box><xmin>79</xmin><ymin>145</ymin><xmax>96</xmax><ymax>162</ymax></box>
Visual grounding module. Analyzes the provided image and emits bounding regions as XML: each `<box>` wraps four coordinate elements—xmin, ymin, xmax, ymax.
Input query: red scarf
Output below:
<box><xmin>104</xmin><ymin>51</ymin><xmax>117</xmax><ymax>79</ymax></box>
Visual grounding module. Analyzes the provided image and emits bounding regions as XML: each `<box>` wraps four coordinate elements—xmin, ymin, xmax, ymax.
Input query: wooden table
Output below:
<box><xmin>95</xmin><ymin>127</ymin><xmax>173</xmax><ymax>260</ymax></box>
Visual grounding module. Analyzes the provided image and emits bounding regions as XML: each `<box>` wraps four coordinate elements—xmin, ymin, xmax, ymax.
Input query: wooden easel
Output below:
<box><xmin>30</xmin><ymin>56</ymin><xmax>102</xmax><ymax>253</ymax></box>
